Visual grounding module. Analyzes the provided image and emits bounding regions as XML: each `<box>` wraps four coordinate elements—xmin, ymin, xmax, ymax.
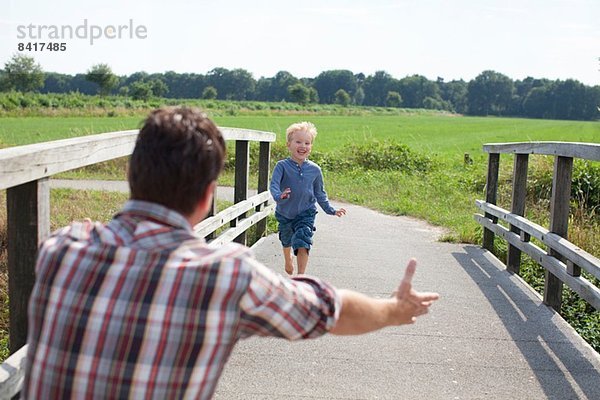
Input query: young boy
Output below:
<box><xmin>270</xmin><ymin>122</ymin><xmax>346</xmax><ymax>275</ymax></box>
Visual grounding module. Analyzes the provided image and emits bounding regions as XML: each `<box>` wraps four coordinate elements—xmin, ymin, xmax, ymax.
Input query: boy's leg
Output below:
<box><xmin>296</xmin><ymin>248</ymin><xmax>309</xmax><ymax>275</ymax></box>
<box><xmin>275</xmin><ymin>212</ymin><xmax>294</xmax><ymax>275</ymax></box>
<box><xmin>291</xmin><ymin>210</ymin><xmax>317</xmax><ymax>275</ymax></box>
<box><xmin>283</xmin><ymin>247</ymin><xmax>294</xmax><ymax>275</ymax></box>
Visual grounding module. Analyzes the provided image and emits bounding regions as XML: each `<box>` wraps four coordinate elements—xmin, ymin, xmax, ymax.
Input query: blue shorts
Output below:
<box><xmin>275</xmin><ymin>209</ymin><xmax>317</xmax><ymax>255</ymax></box>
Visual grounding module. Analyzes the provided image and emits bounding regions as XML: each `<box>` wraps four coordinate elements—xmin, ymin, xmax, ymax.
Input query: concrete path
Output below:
<box><xmin>49</xmin><ymin>180</ymin><xmax>600</xmax><ymax>399</ymax></box>
<box><xmin>214</xmin><ymin>202</ymin><xmax>600</xmax><ymax>400</ymax></box>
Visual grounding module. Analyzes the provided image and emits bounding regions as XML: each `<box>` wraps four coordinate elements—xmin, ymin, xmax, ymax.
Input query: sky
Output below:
<box><xmin>0</xmin><ymin>0</ymin><xmax>599</xmax><ymax>85</ymax></box>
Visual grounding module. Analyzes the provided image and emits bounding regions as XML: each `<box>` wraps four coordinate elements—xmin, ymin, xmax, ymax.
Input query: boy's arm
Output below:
<box><xmin>313</xmin><ymin>168</ymin><xmax>337</xmax><ymax>215</ymax></box>
<box><xmin>269</xmin><ymin>162</ymin><xmax>284</xmax><ymax>202</ymax></box>
<box><xmin>329</xmin><ymin>259</ymin><xmax>439</xmax><ymax>335</ymax></box>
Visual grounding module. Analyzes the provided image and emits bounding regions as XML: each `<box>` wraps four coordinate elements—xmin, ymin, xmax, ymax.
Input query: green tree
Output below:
<box><xmin>255</xmin><ymin>71</ymin><xmax>299</xmax><ymax>101</ymax></box>
<box><xmin>467</xmin><ymin>70</ymin><xmax>514</xmax><ymax>116</ymax></box>
<box><xmin>353</xmin><ymin>86</ymin><xmax>365</xmax><ymax>105</ymax></box>
<box><xmin>522</xmin><ymin>86</ymin><xmax>550</xmax><ymax>118</ymax></box>
<box><xmin>1</xmin><ymin>53</ymin><xmax>44</xmax><ymax>92</ymax></box>
<box><xmin>438</xmin><ymin>79</ymin><xmax>468</xmax><ymax>113</ymax></box>
<box><xmin>398</xmin><ymin>75</ymin><xmax>441</xmax><ymax>108</ymax></box>
<box><xmin>206</xmin><ymin>68</ymin><xmax>256</xmax><ymax>100</ymax></box>
<box><xmin>308</xmin><ymin>87</ymin><xmax>319</xmax><ymax>103</ymax></box>
<box><xmin>422</xmin><ymin>96</ymin><xmax>445</xmax><ymax>110</ymax></box>
<box><xmin>385</xmin><ymin>91</ymin><xmax>402</xmax><ymax>107</ymax></box>
<box><xmin>130</xmin><ymin>80</ymin><xmax>153</xmax><ymax>100</ymax></box>
<box><xmin>202</xmin><ymin>86</ymin><xmax>217</xmax><ymax>99</ymax></box>
<box><xmin>85</xmin><ymin>63</ymin><xmax>118</xmax><ymax>96</ymax></box>
<box><xmin>334</xmin><ymin>89</ymin><xmax>351</xmax><ymax>106</ymax></box>
<box><xmin>149</xmin><ymin>78</ymin><xmax>168</xmax><ymax>97</ymax></box>
<box><xmin>363</xmin><ymin>71</ymin><xmax>397</xmax><ymax>106</ymax></box>
<box><xmin>551</xmin><ymin>79</ymin><xmax>587</xmax><ymax>120</ymax></box>
<box><xmin>118</xmin><ymin>86</ymin><xmax>130</xmax><ymax>97</ymax></box>
<box><xmin>288</xmin><ymin>83</ymin><xmax>310</xmax><ymax>104</ymax></box>
<box><xmin>314</xmin><ymin>70</ymin><xmax>357</xmax><ymax>104</ymax></box>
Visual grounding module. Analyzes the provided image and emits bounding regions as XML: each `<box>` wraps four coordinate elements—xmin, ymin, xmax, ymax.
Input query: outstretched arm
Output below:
<box><xmin>329</xmin><ymin>259</ymin><xmax>439</xmax><ymax>335</ymax></box>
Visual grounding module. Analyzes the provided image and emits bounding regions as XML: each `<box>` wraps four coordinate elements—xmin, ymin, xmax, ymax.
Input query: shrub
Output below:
<box><xmin>529</xmin><ymin>157</ymin><xmax>600</xmax><ymax>213</ymax></box>
<box><xmin>346</xmin><ymin>141</ymin><xmax>433</xmax><ymax>173</ymax></box>
<box><xmin>572</xmin><ymin>160</ymin><xmax>600</xmax><ymax>211</ymax></box>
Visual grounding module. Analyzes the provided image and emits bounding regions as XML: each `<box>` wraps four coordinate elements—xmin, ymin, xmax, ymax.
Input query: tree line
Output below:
<box><xmin>1</xmin><ymin>54</ymin><xmax>599</xmax><ymax>121</ymax></box>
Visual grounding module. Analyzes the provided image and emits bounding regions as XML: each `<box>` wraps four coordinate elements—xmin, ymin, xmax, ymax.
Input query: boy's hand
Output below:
<box><xmin>281</xmin><ymin>188</ymin><xmax>291</xmax><ymax>200</ymax></box>
<box><xmin>335</xmin><ymin>208</ymin><xmax>346</xmax><ymax>217</ymax></box>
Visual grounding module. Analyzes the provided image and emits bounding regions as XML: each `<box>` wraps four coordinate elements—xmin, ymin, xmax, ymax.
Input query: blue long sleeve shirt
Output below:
<box><xmin>270</xmin><ymin>158</ymin><xmax>337</xmax><ymax>219</ymax></box>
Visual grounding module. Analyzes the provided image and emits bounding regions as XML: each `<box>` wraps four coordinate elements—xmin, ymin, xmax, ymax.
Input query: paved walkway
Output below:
<box><xmin>215</xmin><ymin>202</ymin><xmax>600</xmax><ymax>399</ymax></box>
<box><xmin>49</xmin><ymin>180</ymin><xmax>600</xmax><ymax>399</ymax></box>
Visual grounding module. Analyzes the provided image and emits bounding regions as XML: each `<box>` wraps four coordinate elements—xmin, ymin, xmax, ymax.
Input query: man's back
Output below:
<box><xmin>25</xmin><ymin>200</ymin><xmax>255</xmax><ymax>399</ymax></box>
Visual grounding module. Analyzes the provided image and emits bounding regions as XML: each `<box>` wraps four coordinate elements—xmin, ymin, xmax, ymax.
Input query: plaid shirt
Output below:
<box><xmin>24</xmin><ymin>200</ymin><xmax>340</xmax><ymax>399</ymax></box>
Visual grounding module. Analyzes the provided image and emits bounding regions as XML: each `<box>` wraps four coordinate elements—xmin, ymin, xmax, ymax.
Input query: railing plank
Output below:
<box><xmin>483</xmin><ymin>153</ymin><xmax>499</xmax><ymax>251</ymax></box>
<box><xmin>483</xmin><ymin>141</ymin><xmax>600</xmax><ymax>161</ymax></box>
<box><xmin>255</xmin><ymin>141</ymin><xmax>271</xmax><ymax>242</ymax></box>
<box><xmin>194</xmin><ymin>192</ymin><xmax>271</xmax><ymax>238</ymax></box>
<box><xmin>233</xmin><ymin>140</ymin><xmax>249</xmax><ymax>245</ymax></box>
<box><xmin>7</xmin><ymin>179</ymin><xmax>50</xmax><ymax>352</ymax></box>
<box><xmin>208</xmin><ymin>204</ymin><xmax>275</xmax><ymax>247</ymax></box>
<box><xmin>0</xmin><ymin>128</ymin><xmax>275</xmax><ymax>191</ymax></box>
<box><xmin>544</xmin><ymin>156</ymin><xmax>574</xmax><ymax>309</ymax></box>
<box><xmin>0</xmin><ymin>344</ymin><xmax>28</xmax><ymax>399</ymax></box>
<box><xmin>475</xmin><ymin>201</ymin><xmax>600</xmax><ymax>281</ymax></box>
<box><xmin>475</xmin><ymin>214</ymin><xmax>600</xmax><ymax>310</ymax></box>
<box><xmin>507</xmin><ymin>154</ymin><xmax>529</xmax><ymax>273</ymax></box>
<box><xmin>0</xmin><ymin>130</ymin><xmax>138</xmax><ymax>191</ymax></box>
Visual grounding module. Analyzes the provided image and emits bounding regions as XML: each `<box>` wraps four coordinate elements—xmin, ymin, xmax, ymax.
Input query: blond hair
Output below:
<box><xmin>286</xmin><ymin>121</ymin><xmax>318</xmax><ymax>142</ymax></box>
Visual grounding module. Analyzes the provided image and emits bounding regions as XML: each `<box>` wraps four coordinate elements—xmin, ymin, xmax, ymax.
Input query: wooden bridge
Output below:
<box><xmin>0</xmin><ymin>131</ymin><xmax>599</xmax><ymax>399</ymax></box>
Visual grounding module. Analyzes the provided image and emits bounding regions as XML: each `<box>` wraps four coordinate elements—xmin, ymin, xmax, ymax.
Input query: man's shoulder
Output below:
<box><xmin>42</xmin><ymin>219</ymin><xmax>103</xmax><ymax>246</ymax></box>
<box><xmin>179</xmin><ymin>240</ymin><xmax>256</xmax><ymax>265</ymax></box>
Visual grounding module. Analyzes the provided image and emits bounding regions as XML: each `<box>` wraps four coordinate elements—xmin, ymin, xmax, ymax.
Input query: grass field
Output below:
<box><xmin>2</xmin><ymin>113</ymin><xmax>598</xmax><ymax>155</ymax></box>
<box><xmin>1</xmin><ymin>113</ymin><xmax>598</xmax><ymax>243</ymax></box>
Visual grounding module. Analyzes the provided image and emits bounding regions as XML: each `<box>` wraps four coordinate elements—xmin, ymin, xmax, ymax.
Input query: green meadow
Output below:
<box><xmin>1</xmin><ymin>114</ymin><xmax>598</xmax><ymax>155</ymax></box>
<box><xmin>1</xmin><ymin>113</ymin><xmax>598</xmax><ymax>239</ymax></box>
<box><xmin>1</xmin><ymin>113</ymin><xmax>598</xmax><ymax>245</ymax></box>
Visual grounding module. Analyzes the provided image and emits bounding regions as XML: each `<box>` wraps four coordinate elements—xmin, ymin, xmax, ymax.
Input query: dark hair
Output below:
<box><xmin>128</xmin><ymin>107</ymin><xmax>226</xmax><ymax>215</ymax></box>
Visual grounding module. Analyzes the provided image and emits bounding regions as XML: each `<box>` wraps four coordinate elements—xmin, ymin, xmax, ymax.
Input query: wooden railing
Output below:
<box><xmin>475</xmin><ymin>141</ymin><xmax>600</xmax><ymax>313</ymax></box>
<box><xmin>0</xmin><ymin>127</ymin><xmax>275</xmax><ymax>398</ymax></box>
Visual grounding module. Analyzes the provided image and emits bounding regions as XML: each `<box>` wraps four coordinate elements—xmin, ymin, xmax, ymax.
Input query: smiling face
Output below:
<box><xmin>287</xmin><ymin>129</ymin><xmax>313</xmax><ymax>164</ymax></box>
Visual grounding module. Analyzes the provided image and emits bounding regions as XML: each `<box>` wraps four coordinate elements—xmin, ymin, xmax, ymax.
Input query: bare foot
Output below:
<box><xmin>285</xmin><ymin>264</ymin><xmax>294</xmax><ymax>275</ymax></box>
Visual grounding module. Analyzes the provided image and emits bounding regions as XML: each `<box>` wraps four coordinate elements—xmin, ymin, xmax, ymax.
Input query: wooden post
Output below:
<box><xmin>544</xmin><ymin>156</ymin><xmax>573</xmax><ymax>310</ymax></box>
<box><xmin>204</xmin><ymin>190</ymin><xmax>218</xmax><ymax>241</ymax></box>
<box><xmin>233</xmin><ymin>140</ymin><xmax>249</xmax><ymax>245</ymax></box>
<box><xmin>483</xmin><ymin>153</ymin><xmax>499</xmax><ymax>252</ymax></box>
<box><xmin>7</xmin><ymin>179</ymin><xmax>50</xmax><ymax>353</ymax></box>
<box><xmin>254</xmin><ymin>141</ymin><xmax>271</xmax><ymax>243</ymax></box>
<box><xmin>507</xmin><ymin>154</ymin><xmax>529</xmax><ymax>274</ymax></box>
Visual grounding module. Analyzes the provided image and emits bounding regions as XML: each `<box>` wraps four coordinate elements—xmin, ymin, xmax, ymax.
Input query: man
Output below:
<box><xmin>24</xmin><ymin>107</ymin><xmax>439</xmax><ymax>399</ymax></box>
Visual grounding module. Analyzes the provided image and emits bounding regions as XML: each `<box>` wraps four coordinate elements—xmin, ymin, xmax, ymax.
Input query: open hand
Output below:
<box><xmin>391</xmin><ymin>258</ymin><xmax>440</xmax><ymax>325</ymax></box>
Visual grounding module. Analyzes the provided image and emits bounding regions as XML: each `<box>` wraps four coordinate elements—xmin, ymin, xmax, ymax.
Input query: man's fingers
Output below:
<box><xmin>395</xmin><ymin>258</ymin><xmax>417</xmax><ymax>297</ymax></box>
<box><xmin>402</xmin><ymin>258</ymin><xmax>417</xmax><ymax>284</ymax></box>
<box><xmin>415</xmin><ymin>291</ymin><xmax>440</xmax><ymax>302</ymax></box>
